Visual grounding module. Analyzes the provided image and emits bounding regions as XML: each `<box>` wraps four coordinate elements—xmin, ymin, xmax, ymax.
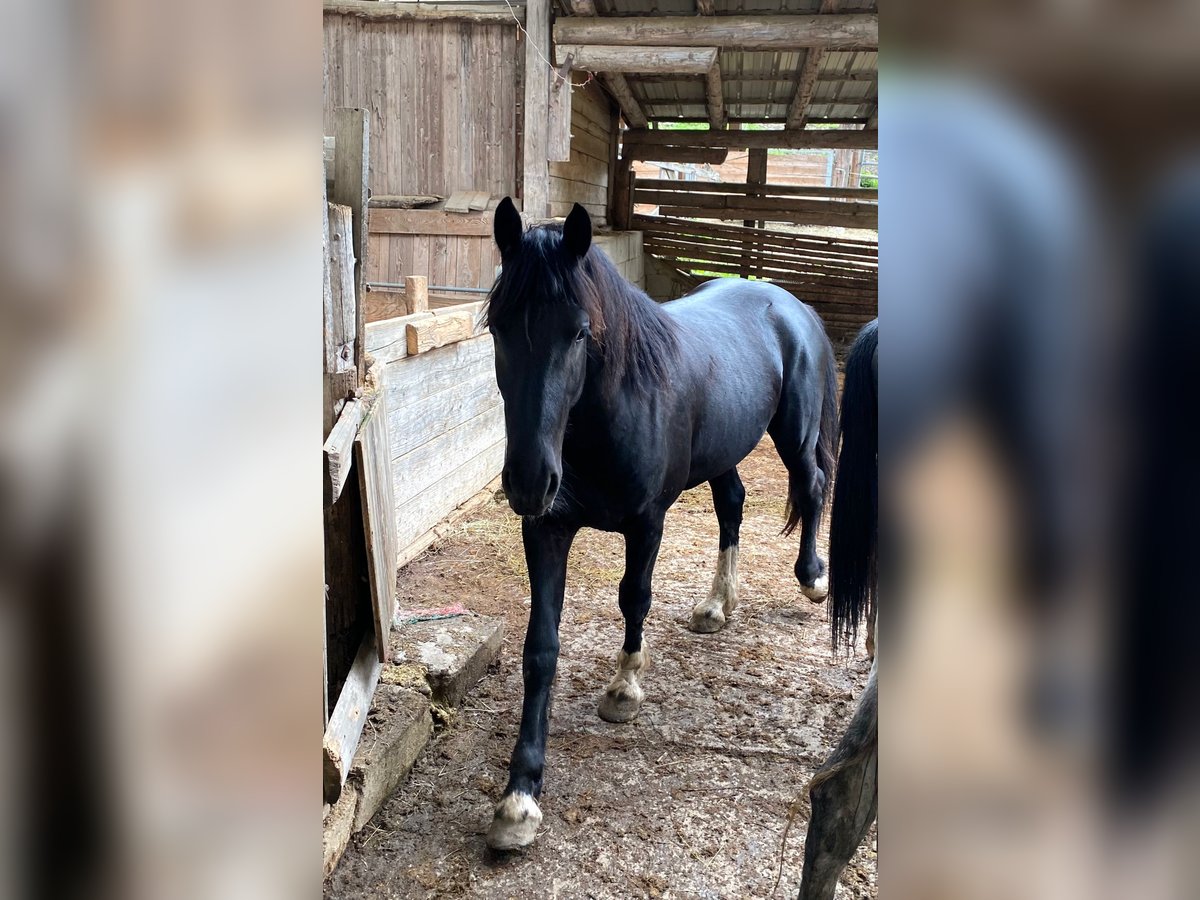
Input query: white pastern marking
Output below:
<box><xmin>605</xmin><ymin>643</ymin><xmax>649</xmax><ymax>705</ymax></box>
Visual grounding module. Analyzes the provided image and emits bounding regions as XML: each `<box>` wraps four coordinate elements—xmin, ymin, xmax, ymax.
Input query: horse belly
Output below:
<box><xmin>685</xmin><ymin>371</ymin><xmax>779</xmax><ymax>486</ymax></box>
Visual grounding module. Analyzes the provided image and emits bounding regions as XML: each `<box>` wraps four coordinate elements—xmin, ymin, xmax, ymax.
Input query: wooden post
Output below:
<box><xmin>522</xmin><ymin>0</ymin><xmax>551</xmax><ymax>217</ymax></box>
<box><xmin>332</xmin><ymin>109</ymin><xmax>369</xmax><ymax>378</ymax></box>
<box><xmin>743</xmin><ymin>147</ymin><xmax>768</xmax><ymax>277</ymax></box>
<box><xmin>612</xmin><ymin>155</ymin><xmax>634</xmax><ymax>230</ymax></box>
<box><xmin>404</xmin><ymin>275</ymin><xmax>429</xmax><ymax>314</ymax></box>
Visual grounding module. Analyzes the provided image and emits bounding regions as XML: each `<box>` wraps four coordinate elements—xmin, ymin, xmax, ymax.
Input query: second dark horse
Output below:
<box><xmin>484</xmin><ymin>199</ymin><xmax>839</xmax><ymax>849</ymax></box>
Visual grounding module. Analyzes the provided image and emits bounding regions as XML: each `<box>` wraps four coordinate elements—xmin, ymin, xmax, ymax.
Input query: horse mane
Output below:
<box><xmin>484</xmin><ymin>223</ymin><xmax>678</xmax><ymax>396</ymax></box>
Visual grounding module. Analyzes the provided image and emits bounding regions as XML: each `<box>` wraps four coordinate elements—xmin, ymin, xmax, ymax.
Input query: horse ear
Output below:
<box><xmin>563</xmin><ymin>202</ymin><xmax>592</xmax><ymax>258</ymax></box>
<box><xmin>493</xmin><ymin>196</ymin><xmax>523</xmax><ymax>256</ymax></box>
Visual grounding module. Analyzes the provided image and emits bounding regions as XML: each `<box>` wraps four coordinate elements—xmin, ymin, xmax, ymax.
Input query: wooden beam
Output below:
<box><xmin>625</xmin><ymin>128</ymin><xmax>876</xmax><ymax>150</ymax></box>
<box><xmin>324</xmin><ymin>0</ymin><xmax>524</xmax><ymax>22</ymax></box>
<box><xmin>621</xmin><ymin>144</ymin><xmax>729</xmax><ymax>164</ymax></box>
<box><xmin>786</xmin><ymin>48</ymin><xmax>825</xmax><ymax>129</ymax></box>
<box><xmin>601</xmin><ymin>74</ymin><xmax>648</xmax><ymax>129</ymax></box>
<box><xmin>653</xmin><ymin>203</ymin><xmax>875</xmax><ymax>229</ymax></box>
<box><xmin>555</xmin><ymin>44</ymin><xmax>718</xmax><ymax>74</ymax></box>
<box><xmin>743</xmin><ymin>147</ymin><xmax>768</xmax><ymax>272</ymax></box>
<box><xmin>369</xmin><ymin>208</ymin><xmax>494</xmax><ymax>236</ymax></box>
<box><xmin>332</xmin><ymin>109</ymin><xmax>369</xmax><ymax>383</ymax></box>
<box><xmin>705</xmin><ymin>64</ymin><xmax>726</xmax><ymax>130</ymax></box>
<box><xmin>636</xmin><ymin>189</ymin><xmax>878</xmax><ymax>222</ymax></box>
<box><xmin>564</xmin><ymin>2</ymin><xmax>648</xmax><ymax>129</ymax></box>
<box><xmin>865</xmin><ymin>104</ymin><xmax>878</xmax><ymax>131</ymax></box>
<box><xmin>523</xmin><ymin>0</ymin><xmax>551</xmax><ymax>217</ymax></box>
<box><xmin>634</xmin><ymin>178</ymin><xmax>878</xmax><ymax>200</ymax></box>
<box><xmin>553</xmin><ymin>15</ymin><xmax>878</xmax><ymax>50</ymax></box>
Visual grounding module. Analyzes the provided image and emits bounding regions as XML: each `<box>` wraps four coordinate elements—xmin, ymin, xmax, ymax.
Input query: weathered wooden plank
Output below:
<box><xmin>391</xmin><ymin>404</ymin><xmax>505</xmax><ymax>509</ymax></box>
<box><xmin>635</xmin><ymin>178</ymin><xmax>877</xmax><ymax>200</ymax></box>
<box><xmin>444</xmin><ymin>190</ymin><xmax>473</xmax><ymax>213</ymax></box>
<box><xmin>705</xmin><ymin>63</ymin><xmax>726</xmax><ymax>130</ymax></box>
<box><xmin>325</xmin><ymin>1</ymin><xmax>525</xmax><ymax>22</ymax></box>
<box><xmin>404</xmin><ymin>275</ymin><xmax>429</xmax><ymax>314</ymax></box>
<box><xmin>635</xmin><ymin>214</ymin><xmax>879</xmax><ymax>251</ymax></box>
<box><xmin>553</xmin><ymin>15</ymin><xmax>878</xmax><ymax>50</ymax></box>
<box><xmin>622</xmin><ymin>144</ymin><xmax>729</xmax><ymax>164</ymax></box>
<box><xmin>324</xmin><ymin>398</ymin><xmax>365</xmax><ymax>505</ymax></box>
<box><xmin>625</xmin><ymin>128</ymin><xmax>876</xmax><ymax>150</ymax></box>
<box><xmin>523</xmin><ymin>0</ymin><xmax>551</xmax><ymax>216</ymax></box>
<box><xmin>368</xmin><ymin>194</ymin><xmax>441</xmax><ymax>209</ymax></box>
<box><xmin>407</xmin><ymin>310</ymin><xmax>476</xmax><ymax>355</ymax></box>
<box><xmin>548</xmin><ymin>71</ymin><xmax>573</xmax><ymax>163</ymax></box>
<box><xmin>369</xmin><ymin>208</ymin><xmax>494</xmax><ymax>236</ymax></box>
<box><xmin>367</xmin><ymin>302</ymin><xmax>488</xmax><ymax>362</ymax></box>
<box><xmin>555</xmin><ymin>44</ymin><xmax>718</xmax><ymax>74</ymax></box>
<box><xmin>386</xmin><ymin>369</ymin><xmax>501</xmax><ymax>461</ymax></box>
<box><xmin>600</xmin><ymin>74</ymin><xmax>647</xmax><ymax>129</ymax></box>
<box><xmin>323</xmin><ymin>632</ymin><xmax>382</xmax><ymax>803</ymax></box>
<box><xmin>332</xmin><ymin>109</ymin><xmax>370</xmax><ymax>378</ymax></box>
<box><xmin>638</xmin><ymin>189</ymin><xmax>877</xmax><ymax>221</ymax></box>
<box><xmin>394</xmin><ymin>439</ymin><xmax>506</xmax><ymax>551</ymax></box>
<box><xmin>356</xmin><ymin>396</ymin><xmax>398</xmax><ymax>663</ymax></box>
<box><xmin>786</xmin><ymin>47</ymin><xmax>826</xmax><ymax>130</ymax></box>
<box><xmin>467</xmin><ymin>191</ymin><xmax>491</xmax><ymax>211</ymax></box>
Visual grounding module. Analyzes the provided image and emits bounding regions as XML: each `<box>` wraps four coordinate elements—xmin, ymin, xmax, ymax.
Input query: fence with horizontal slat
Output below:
<box><xmin>635</xmin><ymin>212</ymin><xmax>876</xmax><ymax>341</ymax></box>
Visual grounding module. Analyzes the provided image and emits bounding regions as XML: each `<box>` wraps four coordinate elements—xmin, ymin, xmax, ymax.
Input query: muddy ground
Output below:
<box><xmin>328</xmin><ymin>436</ymin><xmax>876</xmax><ymax>899</ymax></box>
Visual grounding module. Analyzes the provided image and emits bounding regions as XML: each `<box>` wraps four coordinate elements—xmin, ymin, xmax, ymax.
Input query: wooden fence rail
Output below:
<box><xmin>635</xmin><ymin>213</ymin><xmax>876</xmax><ymax>340</ymax></box>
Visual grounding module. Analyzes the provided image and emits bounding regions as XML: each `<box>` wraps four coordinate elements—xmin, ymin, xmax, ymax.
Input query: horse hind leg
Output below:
<box><xmin>689</xmin><ymin>469</ymin><xmax>746</xmax><ymax>634</ymax></box>
<box><xmin>771</xmin><ymin>421</ymin><xmax>830</xmax><ymax>601</ymax></box>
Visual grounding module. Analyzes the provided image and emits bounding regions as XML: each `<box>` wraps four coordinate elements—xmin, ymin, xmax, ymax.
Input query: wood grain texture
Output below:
<box><xmin>553</xmin><ymin>15</ymin><xmax>879</xmax><ymax>50</ymax></box>
<box><xmin>635</xmin><ymin>178</ymin><xmax>877</xmax><ymax>200</ymax></box>
<box><xmin>625</xmin><ymin>128</ymin><xmax>877</xmax><ymax>150</ymax></box>
<box><xmin>369</xmin><ymin>209</ymin><xmax>494</xmax><ymax>236</ymax></box>
<box><xmin>705</xmin><ymin>63</ymin><xmax>726</xmax><ymax>129</ymax></box>
<box><xmin>406</xmin><ymin>311</ymin><xmax>476</xmax><ymax>355</ymax></box>
<box><xmin>404</xmin><ymin>275</ymin><xmax>429</xmax><ymax>314</ymax></box>
<box><xmin>324</xmin><ymin>398</ymin><xmax>365</xmax><ymax>505</ymax></box>
<box><xmin>555</xmin><ymin>44</ymin><xmax>718</xmax><ymax>74</ymax></box>
<box><xmin>622</xmin><ymin>144</ymin><xmax>729</xmax><ymax>164</ymax></box>
<box><xmin>332</xmin><ymin>109</ymin><xmax>370</xmax><ymax>377</ymax></box>
<box><xmin>355</xmin><ymin>395</ymin><xmax>399</xmax><ymax>663</ymax></box>
<box><xmin>324</xmin><ymin>1</ymin><xmax>525</xmax><ymax>22</ymax></box>
<box><xmin>522</xmin><ymin>0</ymin><xmax>550</xmax><ymax>217</ymax></box>
<box><xmin>323</xmin><ymin>633</ymin><xmax>382</xmax><ymax>803</ymax></box>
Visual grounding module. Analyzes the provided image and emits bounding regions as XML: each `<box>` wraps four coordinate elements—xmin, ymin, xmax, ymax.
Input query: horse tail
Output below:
<box><xmin>782</xmin><ymin>326</ymin><xmax>840</xmax><ymax>537</ymax></box>
<box><xmin>829</xmin><ymin>319</ymin><xmax>878</xmax><ymax>653</ymax></box>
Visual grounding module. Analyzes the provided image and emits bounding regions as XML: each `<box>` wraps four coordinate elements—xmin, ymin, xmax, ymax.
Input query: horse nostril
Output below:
<box><xmin>546</xmin><ymin>471</ymin><xmax>560</xmax><ymax>502</ymax></box>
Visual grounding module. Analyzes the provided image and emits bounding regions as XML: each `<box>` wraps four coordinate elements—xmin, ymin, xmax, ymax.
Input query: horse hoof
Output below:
<box><xmin>598</xmin><ymin>689</ymin><xmax>641</xmax><ymax>723</ymax></box>
<box><xmin>800</xmin><ymin>573</ymin><xmax>829</xmax><ymax>602</ymax></box>
<box><xmin>486</xmin><ymin>792</ymin><xmax>542</xmax><ymax>850</ymax></box>
<box><xmin>688</xmin><ymin>607</ymin><xmax>726</xmax><ymax>633</ymax></box>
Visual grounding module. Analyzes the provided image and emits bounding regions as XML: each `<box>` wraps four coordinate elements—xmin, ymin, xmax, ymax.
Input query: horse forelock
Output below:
<box><xmin>484</xmin><ymin>224</ymin><xmax>677</xmax><ymax>395</ymax></box>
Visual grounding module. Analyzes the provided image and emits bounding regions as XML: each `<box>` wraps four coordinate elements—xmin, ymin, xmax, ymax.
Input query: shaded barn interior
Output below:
<box><xmin>321</xmin><ymin>0</ymin><xmax>877</xmax><ymax>876</ymax></box>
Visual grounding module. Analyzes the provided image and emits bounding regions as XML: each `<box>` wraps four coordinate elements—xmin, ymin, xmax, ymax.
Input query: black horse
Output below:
<box><xmin>484</xmin><ymin>198</ymin><xmax>839</xmax><ymax>849</ymax></box>
<box><xmin>799</xmin><ymin>319</ymin><xmax>878</xmax><ymax>900</ymax></box>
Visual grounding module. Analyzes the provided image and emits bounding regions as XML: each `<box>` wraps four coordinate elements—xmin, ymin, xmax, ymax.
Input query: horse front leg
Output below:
<box><xmin>598</xmin><ymin>516</ymin><xmax>663</xmax><ymax>723</ymax></box>
<box><xmin>486</xmin><ymin>517</ymin><xmax>577</xmax><ymax>851</ymax></box>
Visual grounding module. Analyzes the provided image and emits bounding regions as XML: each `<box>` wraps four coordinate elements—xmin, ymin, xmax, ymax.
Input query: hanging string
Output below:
<box><xmin>501</xmin><ymin>0</ymin><xmax>595</xmax><ymax>90</ymax></box>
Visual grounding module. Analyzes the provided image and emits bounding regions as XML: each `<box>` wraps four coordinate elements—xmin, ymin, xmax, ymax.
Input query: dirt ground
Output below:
<box><xmin>327</xmin><ymin>436</ymin><xmax>876</xmax><ymax>899</ymax></box>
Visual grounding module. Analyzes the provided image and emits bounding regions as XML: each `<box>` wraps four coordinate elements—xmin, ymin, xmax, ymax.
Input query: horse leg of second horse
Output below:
<box><xmin>487</xmin><ymin>518</ymin><xmax>577</xmax><ymax>850</ymax></box>
<box><xmin>690</xmin><ymin>468</ymin><xmax>745</xmax><ymax>633</ymax></box>
<box><xmin>798</xmin><ymin>665</ymin><xmax>878</xmax><ymax>900</ymax></box>
<box><xmin>599</xmin><ymin>517</ymin><xmax>663</xmax><ymax>723</ymax></box>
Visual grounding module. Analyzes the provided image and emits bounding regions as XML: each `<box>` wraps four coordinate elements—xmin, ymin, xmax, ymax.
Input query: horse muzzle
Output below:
<box><xmin>501</xmin><ymin>465</ymin><xmax>561</xmax><ymax>517</ymax></box>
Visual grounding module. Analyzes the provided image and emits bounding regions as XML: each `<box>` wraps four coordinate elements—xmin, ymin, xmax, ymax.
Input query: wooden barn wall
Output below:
<box><xmin>324</xmin><ymin>14</ymin><xmax>518</xmax><ymax>292</ymax></box>
<box><xmin>549</xmin><ymin>78</ymin><xmax>616</xmax><ymax>226</ymax></box>
<box><xmin>365</xmin><ymin>322</ymin><xmax>504</xmax><ymax>558</ymax></box>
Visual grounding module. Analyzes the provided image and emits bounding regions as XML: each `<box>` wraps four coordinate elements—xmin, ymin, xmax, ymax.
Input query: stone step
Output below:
<box><xmin>323</xmin><ymin>612</ymin><xmax>505</xmax><ymax>877</ymax></box>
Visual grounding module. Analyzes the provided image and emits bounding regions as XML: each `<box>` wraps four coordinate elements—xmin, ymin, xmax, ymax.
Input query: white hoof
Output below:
<box><xmin>598</xmin><ymin>647</ymin><xmax>648</xmax><ymax>723</ymax></box>
<box><xmin>800</xmin><ymin>571</ymin><xmax>829</xmax><ymax>602</ymax></box>
<box><xmin>486</xmin><ymin>792</ymin><xmax>542</xmax><ymax>850</ymax></box>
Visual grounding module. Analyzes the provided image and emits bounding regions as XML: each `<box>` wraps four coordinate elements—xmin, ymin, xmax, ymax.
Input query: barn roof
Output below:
<box><xmin>552</xmin><ymin>0</ymin><xmax>878</xmax><ymax>135</ymax></box>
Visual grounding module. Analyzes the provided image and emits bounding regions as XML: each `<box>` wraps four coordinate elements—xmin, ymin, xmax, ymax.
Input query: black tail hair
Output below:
<box><xmin>829</xmin><ymin>320</ymin><xmax>878</xmax><ymax>653</ymax></box>
<box><xmin>782</xmin><ymin>335</ymin><xmax>840</xmax><ymax>537</ymax></box>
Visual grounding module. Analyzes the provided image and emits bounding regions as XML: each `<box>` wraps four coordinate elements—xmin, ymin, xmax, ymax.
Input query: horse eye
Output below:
<box><xmin>574</xmin><ymin>329</ymin><xmax>586</xmax><ymax>343</ymax></box>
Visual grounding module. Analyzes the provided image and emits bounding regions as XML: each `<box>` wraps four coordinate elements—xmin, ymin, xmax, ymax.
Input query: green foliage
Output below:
<box><xmin>860</xmin><ymin>174</ymin><xmax>878</xmax><ymax>189</ymax></box>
